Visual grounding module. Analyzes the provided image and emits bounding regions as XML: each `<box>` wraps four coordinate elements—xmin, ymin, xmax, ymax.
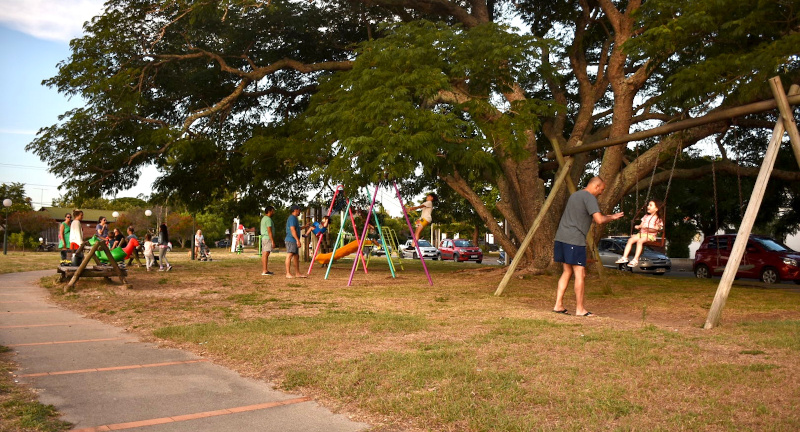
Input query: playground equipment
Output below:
<box><xmin>365</xmin><ymin>226</ymin><xmax>404</xmax><ymax>271</ymax></box>
<box><xmin>494</xmin><ymin>77</ymin><xmax>800</xmax><ymax>330</ymax></box>
<box><xmin>90</xmin><ymin>236</ymin><xmax>127</xmax><ymax>263</ymax></box>
<box><xmin>315</xmin><ymin>239</ymin><xmax>374</xmax><ymax>265</ymax></box>
<box><xmin>308</xmin><ymin>183</ymin><xmax>430</xmax><ymax>286</ymax></box>
<box><xmin>58</xmin><ymin>235</ymin><xmax>128</xmax><ymax>291</ymax></box>
<box><xmin>343</xmin><ymin>181</ymin><xmax>433</xmax><ymax>286</ymax></box>
<box><xmin>319</xmin><ymin>191</ymin><xmax>376</xmax><ymax>280</ymax></box>
<box><xmin>628</xmin><ymin>144</ymin><xmax>681</xmax><ymax>249</ymax></box>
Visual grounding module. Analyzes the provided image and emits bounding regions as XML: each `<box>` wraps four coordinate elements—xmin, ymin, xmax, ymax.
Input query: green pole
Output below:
<box><xmin>324</xmin><ymin>199</ymin><xmax>353</xmax><ymax>280</ymax></box>
<box><xmin>372</xmin><ymin>211</ymin><xmax>395</xmax><ymax>277</ymax></box>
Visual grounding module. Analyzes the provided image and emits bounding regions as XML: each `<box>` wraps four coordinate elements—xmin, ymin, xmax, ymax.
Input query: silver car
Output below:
<box><xmin>598</xmin><ymin>237</ymin><xmax>671</xmax><ymax>274</ymax></box>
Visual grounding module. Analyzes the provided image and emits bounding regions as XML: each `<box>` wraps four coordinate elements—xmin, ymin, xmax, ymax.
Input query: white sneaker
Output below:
<box><xmin>615</xmin><ymin>257</ymin><xmax>628</xmax><ymax>264</ymax></box>
<box><xmin>627</xmin><ymin>259</ymin><xmax>638</xmax><ymax>267</ymax></box>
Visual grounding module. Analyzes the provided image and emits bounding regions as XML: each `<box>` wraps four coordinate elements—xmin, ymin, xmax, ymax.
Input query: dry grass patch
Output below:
<box><xmin>38</xmin><ymin>250</ymin><xmax>800</xmax><ymax>431</ymax></box>
<box><xmin>0</xmin><ymin>251</ymin><xmax>60</xmax><ymax>275</ymax></box>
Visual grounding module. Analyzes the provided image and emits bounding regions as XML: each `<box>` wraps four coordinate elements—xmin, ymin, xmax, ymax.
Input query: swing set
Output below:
<box><xmin>494</xmin><ymin>77</ymin><xmax>800</xmax><ymax>331</ymax></box>
<box><xmin>306</xmin><ymin>182</ymin><xmax>434</xmax><ymax>286</ymax></box>
<box><xmin>627</xmin><ymin>142</ymin><xmax>681</xmax><ymax>249</ymax></box>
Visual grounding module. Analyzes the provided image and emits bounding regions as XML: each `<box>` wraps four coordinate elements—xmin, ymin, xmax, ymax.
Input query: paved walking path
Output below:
<box><xmin>0</xmin><ymin>271</ymin><xmax>370</xmax><ymax>432</ymax></box>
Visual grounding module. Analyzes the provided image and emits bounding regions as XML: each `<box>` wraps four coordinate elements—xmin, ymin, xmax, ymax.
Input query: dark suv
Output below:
<box><xmin>693</xmin><ymin>234</ymin><xmax>800</xmax><ymax>284</ymax></box>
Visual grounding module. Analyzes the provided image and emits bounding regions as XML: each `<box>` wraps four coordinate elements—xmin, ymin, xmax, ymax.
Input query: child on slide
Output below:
<box><xmin>616</xmin><ymin>200</ymin><xmax>664</xmax><ymax>268</ymax></box>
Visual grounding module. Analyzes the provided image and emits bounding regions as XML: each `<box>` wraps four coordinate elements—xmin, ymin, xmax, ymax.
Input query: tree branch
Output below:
<box><xmin>631</xmin><ymin>160</ymin><xmax>800</xmax><ymax>193</ymax></box>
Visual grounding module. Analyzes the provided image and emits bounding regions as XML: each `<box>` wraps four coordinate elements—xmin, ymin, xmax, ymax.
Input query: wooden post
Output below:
<box><xmin>494</xmin><ymin>157</ymin><xmax>574</xmax><ymax>296</ymax></box>
<box><xmin>703</xmin><ymin>81</ymin><xmax>800</xmax><ymax>329</ymax></box>
<box><xmin>97</xmin><ymin>240</ymin><xmax>128</xmax><ymax>285</ymax></box>
<box><xmin>770</xmin><ymin>83</ymin><xmax>800</xmax><ymax>170</ymax></box>
<box><xmin>559</xmin><ymin>94</ymin><xmax>800</xmax><ymax>157</ymax></box>
<box><xmin>65</xmin><ymin>239</ymin><xmax>103</xmax><ymax>292</ymax></box>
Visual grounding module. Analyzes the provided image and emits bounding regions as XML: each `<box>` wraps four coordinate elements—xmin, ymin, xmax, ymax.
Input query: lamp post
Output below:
<box><xmin>145</xmin><ymin>209</ymin><xmax>153</xmax><ymax>236</ymax></box>
<box><xmin>3</xmin><ymin>199</ymin><xmax>11</xmax><ymax>255</ymax></box>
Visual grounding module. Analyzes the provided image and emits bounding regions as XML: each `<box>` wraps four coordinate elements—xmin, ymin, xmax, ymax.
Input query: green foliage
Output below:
<box><xmin>0</xmin><ymin>183</ymin><xmax>33</xmax><ymax>214</ymax></box>
<box><xmin>26</xmin><ymin>0</ymin><xmax>800</xmax><ymax>266</ymax></box>
<box><xmin>306</xmin><ymin>20</ymin><xmax>556</xmax><ymax>188</ymax></box>
<box><xmin>628</xmin><ymin>0</ymin><xmax>800</xmax><ymax>107</ymax></box>
<box><xmin>28</xmin><ymin>0</ymin><xmax>371</xmax><ymax>211</ymax></box>
<box><xmin>195</xmin><ymin>213</ymin><xmax>228</xmax><ymax>243</ymax></box>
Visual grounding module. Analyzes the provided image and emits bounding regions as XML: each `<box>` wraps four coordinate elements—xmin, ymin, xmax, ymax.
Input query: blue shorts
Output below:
<box><xmin>554</xmin><ymin>241</ymin><xmax>586</xmax><ymax>266</ymax></box>
<box><xmin>286</xmin><ymin>241</ymin><xmax>299</xmax><ymax>254</ymax></box>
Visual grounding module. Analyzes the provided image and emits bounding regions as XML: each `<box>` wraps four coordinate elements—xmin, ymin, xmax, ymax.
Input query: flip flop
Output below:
<box><xmin>552</xmin><ymin>309</ymin><xmax>569</xmax><ymax>315</ymax></box>
<box><xmin>578</xmin><ymin>311</ymin><xmax>595</xmax><ymax>317</ymax></box>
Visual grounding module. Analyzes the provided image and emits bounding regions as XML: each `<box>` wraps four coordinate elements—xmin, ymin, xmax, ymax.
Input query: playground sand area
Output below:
<box><xmin>29</xmin><ymin>250</ymin><xmax>800</xmax><ymax>431</ymax></box>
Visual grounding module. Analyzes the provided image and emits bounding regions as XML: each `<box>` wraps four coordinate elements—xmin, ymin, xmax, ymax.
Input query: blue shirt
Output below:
<box><xmin>285</xmin><ymin>214</ymin><xmax>300</xmax><ymax>244</ymax></box>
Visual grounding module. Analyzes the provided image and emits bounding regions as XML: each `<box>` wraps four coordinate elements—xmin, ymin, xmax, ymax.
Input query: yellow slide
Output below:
<box><xmin>315</xmin><ymin>240</ymin><xmax>373</xmax><ymax>265</ymax></box>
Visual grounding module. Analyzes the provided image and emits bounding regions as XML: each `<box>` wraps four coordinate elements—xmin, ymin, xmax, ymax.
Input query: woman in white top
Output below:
<box><xmin>69</xmin><ymin>210</ymin><xmax>84</xmax><ymax>249</ymax></box>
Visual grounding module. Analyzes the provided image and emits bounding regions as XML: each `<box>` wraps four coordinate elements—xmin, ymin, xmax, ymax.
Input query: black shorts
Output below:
<box><xmin>553</xmin><ymin>241</ymin><xmax>586</xmax><ymax>266</ymax></box>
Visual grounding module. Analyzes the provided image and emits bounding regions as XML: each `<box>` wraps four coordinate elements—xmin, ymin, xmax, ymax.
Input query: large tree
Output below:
<box><xmin>28</xmin><ymin>0</ymin><xmax>800</xmax><ymax>269</ymax></box>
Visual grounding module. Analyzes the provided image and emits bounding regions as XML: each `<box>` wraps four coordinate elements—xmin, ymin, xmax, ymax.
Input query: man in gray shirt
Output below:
<box><xmin>553</xmin><ymin>177</ymin><xmax>624</xmax><ymax>317</ymax></box>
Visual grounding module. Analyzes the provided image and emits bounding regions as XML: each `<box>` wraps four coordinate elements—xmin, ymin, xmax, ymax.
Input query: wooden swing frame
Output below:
<box><xmin>494</xmin><ymin>78</ymin><xmax>800</xmax><ymax>332</ymax></box>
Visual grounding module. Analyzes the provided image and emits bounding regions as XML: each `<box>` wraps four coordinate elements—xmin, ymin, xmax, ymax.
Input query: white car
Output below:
<box><xmin>400</xmin><ymin>239</ymin><xmax>440</xmax><ymax>260</ymax></box>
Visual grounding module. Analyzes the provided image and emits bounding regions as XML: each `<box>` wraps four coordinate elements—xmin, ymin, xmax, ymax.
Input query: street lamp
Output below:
<box><xmin>3</xmin><ymin>199</ymin><xmax>11</xmax><ymax>255</ymax></box>
<box><xmin>144</xmin><ymin>209</ymin><xmax>153</xmax><ymax>236</ymax></box>
<box><xmin>112</xmin><ymin>211</ymin><xmax>120</xmax><ymax>218</ymax></box>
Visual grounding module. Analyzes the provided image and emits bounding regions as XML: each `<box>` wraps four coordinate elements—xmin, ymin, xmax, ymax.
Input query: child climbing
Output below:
<box><xmin>615</xmin><ymin>200</ymin><xmax>665</xmax><ymax>268</ymax></box>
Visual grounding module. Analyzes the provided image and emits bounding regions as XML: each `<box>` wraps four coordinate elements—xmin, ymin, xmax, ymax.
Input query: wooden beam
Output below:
<box><xmin>97</xmin><ymin>240</ymin><xmax>128</xmax><ymax>285</ymax></box>
<box><xmin>65</xmin><ymin>239</ymin><xmax>103</xmax><ymax>292</ymax></box>
<box><xmin>559</xmin><ymin>94</ymin><xmax>800</xmax><ymax>157</ymax></box>
<box><xmin>494</xmin><ymin>157</ymin><xmax>574</xmax><ymax>296</ymax></box>
<box><xmin>770</xmin><ymin>83</ymin><xmax>800</xmax><ymax>169</ymax></box>
<box><xmin>703</xmin><ymin>81</ymin><xmax>800</xmax><ymax>329</ymax></box>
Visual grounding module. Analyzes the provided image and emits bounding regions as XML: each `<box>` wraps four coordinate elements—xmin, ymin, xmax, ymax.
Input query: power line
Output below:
<box><xmin>0</xmin><ymin>181</ymin><xmax>60</xmax><ymax>188</ymax></box>
<box><xmin>0</xmin><ymin>163</ymin><xmax>50</xmax><ymax>170</ymax></box>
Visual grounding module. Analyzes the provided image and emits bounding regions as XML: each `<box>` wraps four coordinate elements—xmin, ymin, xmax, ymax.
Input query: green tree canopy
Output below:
<box><xmin>27</xmin><ymin>0</ymin><xmax>800</xmax><ymax>268</ymax></box>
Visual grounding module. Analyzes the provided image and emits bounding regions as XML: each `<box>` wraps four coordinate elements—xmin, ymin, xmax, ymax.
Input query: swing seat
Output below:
<box><xmin>644</xmin><ymin>237</ymin><xmax>666</xmax><ymax>248</ymax></box>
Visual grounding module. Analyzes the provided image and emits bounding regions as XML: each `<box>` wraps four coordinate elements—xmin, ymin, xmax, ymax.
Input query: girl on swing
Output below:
<box><xmin>615</xmin><ymin>200</ymin><xmax>664</xmax><ymax>268</ymax></box>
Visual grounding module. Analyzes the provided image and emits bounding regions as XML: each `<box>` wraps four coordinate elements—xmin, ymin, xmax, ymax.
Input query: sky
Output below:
<box><xmin>0</xmin><ymin>0</ymin><xmax>157</xmax><ymax>209</ymax></box>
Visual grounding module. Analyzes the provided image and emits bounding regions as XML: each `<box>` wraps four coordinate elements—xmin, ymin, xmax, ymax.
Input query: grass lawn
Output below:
<box><xmin>8</xmin><ymin>248</ymin><xmax>800</xmax><ymax>430</ymax></box>
<box><xmin>0</xmin><ymin>251</ymin><xmax>62</xmax><ymax>274</ymax></box>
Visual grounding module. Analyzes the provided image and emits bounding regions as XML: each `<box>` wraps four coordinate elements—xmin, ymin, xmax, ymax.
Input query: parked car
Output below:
<box><xmin>400</xmin><ymin>239</ymin><xmax>440</xmax><ymax>260</ymax></box>
<box><xmin>693</xmin><ymin>234</ymin><xmax>800</xmax><ymax>284</ymax></box>
<box><xmin>438</xmin><ymin>239</ymin><xmax>483</xmax><ymax>263</ymax></box>
<box><xmin>371</xmin><ymin>239</ymin><xmax>392</xmax><ymax>256</ymax></box>
<box><xmin>215</xmin><ymin>239</ymin><xmax>230</xmax><ymax>248</ymax></box>
<box><xmin>598</xmin><ymin>237</ymin><xmax>671</xmax><ymax>274</ymax></box>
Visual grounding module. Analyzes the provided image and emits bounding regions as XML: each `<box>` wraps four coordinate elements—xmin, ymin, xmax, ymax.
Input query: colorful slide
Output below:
<box><xmin>315</xmin><ymin>240</ymin><xmax>373</xmax><ymax>265</ymax></box>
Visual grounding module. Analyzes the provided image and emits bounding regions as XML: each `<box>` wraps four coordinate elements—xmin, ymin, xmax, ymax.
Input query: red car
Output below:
<box><xmin>438</xmin><ymin>239</ymin><xmax>483</xmax><ymax>263</ymax></box>
<box><xmin>693</xmin><ymin>234</ymin><xmax>800</xmax><ymax>284</ymax></box>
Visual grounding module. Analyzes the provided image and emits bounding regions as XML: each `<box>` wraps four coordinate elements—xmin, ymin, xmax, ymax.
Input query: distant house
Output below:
<box><xmin>38</xmin><ymin>207</ymin><xmax>120</xmax><ymax>244</ymax></box>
